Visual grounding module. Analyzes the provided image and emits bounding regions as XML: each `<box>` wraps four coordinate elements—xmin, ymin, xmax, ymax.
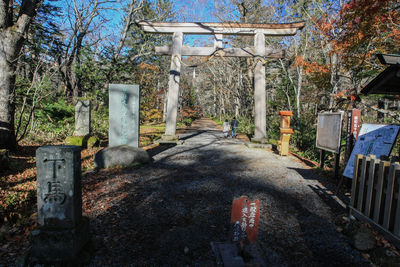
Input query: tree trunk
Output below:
<box><xmin>0</xmin><ymin>0</ymin><xmax>41</xmax><ymax>148</ymax></box>
<box><xmin>0</xmin><ymin>37</ymin><xmax>17</xmax><ymax>148</ymax></box>
<box><xmin>296</xmin><ymin>65</ymin><xmax>303</xmax><ymax>120</ymax></box>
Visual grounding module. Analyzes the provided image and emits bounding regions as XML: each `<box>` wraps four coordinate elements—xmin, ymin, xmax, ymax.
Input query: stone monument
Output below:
<box><xmin>30</xmin><ymin>145</ymin><xmax>89</xmax><ymax>263</ymax></box>
<box><xmin>73</xmin><ymin>100</ymin><xmax>91</xmax><ymax>136</ymax></box>
<box><xmin>109</xmin><ymin>84</ymin><xmax>140</xmax><ymax>147</ymax></box>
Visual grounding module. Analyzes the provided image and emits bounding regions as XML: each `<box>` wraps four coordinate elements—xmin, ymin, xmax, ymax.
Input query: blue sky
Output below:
<box><xmin>173</xmin><ymin>0</ymin><xmax>222</xmax><ymax>22</ymax></box>
<box><xmin>46</xmin><ymin>0</ymin><xmax>222</xmax><ymax>44</ymax></box>
<box><xmin>43</xmin><ymin>0</ymin><xmax>301</xmax><ymax>49</ymax></box>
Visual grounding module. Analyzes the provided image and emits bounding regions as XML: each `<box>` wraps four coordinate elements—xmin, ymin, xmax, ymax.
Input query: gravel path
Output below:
<box><xmin>84</xmin><ymin>118</ymin><xmax>368</xmax><ymax>266</ymax></box>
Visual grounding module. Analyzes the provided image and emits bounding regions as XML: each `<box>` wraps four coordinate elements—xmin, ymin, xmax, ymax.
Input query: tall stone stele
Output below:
<box><xmin>73</xmin><ymin>100</ymin><xmax>91</xmax><ymax>136</ymax></box>
<box><xmin>30</xmin><ymin>146</ymin><xmax>89</xmax><ymax>263</ymax></box>
<box><xmin>109</xmin><ymin>84</ymin><xmax>140</xmax><ymax>147</ymax></box>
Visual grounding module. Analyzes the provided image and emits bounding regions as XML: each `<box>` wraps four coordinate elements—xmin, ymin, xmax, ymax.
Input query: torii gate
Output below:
<box><xmin>137</xmin><ymin>21</ymin><xmax>305</xmax><ymax>142</ymax></box>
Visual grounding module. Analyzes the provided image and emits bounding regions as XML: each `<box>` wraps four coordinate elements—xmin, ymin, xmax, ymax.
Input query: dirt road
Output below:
<box><xmin>84</xmin><ymin>118</ymin><xmax>368</xmax><ymax>266</ymax></box>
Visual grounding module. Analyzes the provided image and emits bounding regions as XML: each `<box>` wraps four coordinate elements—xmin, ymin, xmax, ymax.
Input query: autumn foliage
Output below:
<box><xmin>298</xmin><ymin>0</ymin><xmax>399</xmax><ymax>103</ymax></box>
<box><xmin>319</xmin><ymin>0</ymin><xmax>400</xmax><ymax>59</ymax></box>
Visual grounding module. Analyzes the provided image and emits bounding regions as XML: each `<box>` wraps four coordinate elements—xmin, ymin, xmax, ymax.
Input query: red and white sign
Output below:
<box><xmin>231</xmin><ymin>196</ymin><xmax>260</xmax><ymax>243</ymax></box>
<box><xmin>351</xmin><ymin>109</ymin><xmax>361</xmax><ymax>139</ymax></box>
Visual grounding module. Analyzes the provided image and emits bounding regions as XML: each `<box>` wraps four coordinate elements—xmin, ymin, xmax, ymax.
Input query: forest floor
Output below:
<box><xmin>1</xmin><ymin>118</ymin><xmax>399</xmax><ymax>266</ymax></box>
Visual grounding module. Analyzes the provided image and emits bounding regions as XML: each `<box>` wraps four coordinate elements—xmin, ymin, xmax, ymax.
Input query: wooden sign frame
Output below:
<box><xmin>316</xmin><ymin>112</ymin><xmax>344</xmax><ymax>154</ymax></box>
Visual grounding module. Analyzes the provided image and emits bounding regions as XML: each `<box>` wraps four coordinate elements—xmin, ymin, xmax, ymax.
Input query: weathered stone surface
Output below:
<box><xmin>94</xmin><ymin>145</ymin><xmax>151</xmax><ymax>169</ymax></box>
<box><xmin>36</xmin><ymin>146</ymin><xmax>82</xmax><ymax>228</ymax></box>
<box><xmin>245</xmin><ymin>143</ymin><xmax>272</xmax><ymax>149</ymax></box>
<box><xmin>161</xmin><ymin>134</ymin><xmax>179</xmax><ymax>141</ymax></box>
<box><xmin>211</xmin><ymin>242</ymin><xmax>245</xmax><ymax>267</ymax></box>
<box><xmin>346</xmin><ymin>221</ymin><xmax>376</xmax><ymax>251</ymax></box>
<box><xmin>109</xmin><ymin>84</ymin><xmax>140</xmax><ymax>147</ymax></box>
<box><xmin>73</xmin><ymin>100</ymin><xmax>91</xmax><ymax>136</ymax></box>
<box><xmin>353</xmin><ymin>225</ymin><xmax>376</xmax><ymax>251</ymax></box>
<box><xmin>32</xmin><ymin>145</ymin><xmax>89</xmax><ymax>263</ymax></box>
<box><xmin>30</xmin><ymin>217</ymin><xmax>90</xmax><ymax>262</ymax></box>
<box><xmin>156</xmin><ymin>139</ymin><xmax>184</xmax><ymax>145</ymax></box>
<box><xmin>250</xmin><ymin>137</ymin><xmax>268</xmax><ymax>144</ymax></box>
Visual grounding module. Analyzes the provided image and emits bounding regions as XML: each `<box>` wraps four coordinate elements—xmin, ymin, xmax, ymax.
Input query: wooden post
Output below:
<box><xmin>334</xmin><ymin>152</ymin><xmax>340</xmax><ymax>180</ymax></box>
<box><xmin>253</xmin><ymin>32</ymin><xmax>266</xmax><ymax>140</ymax></box>
<box><xmin>165</xmin><ymin>31</ymin><xmax>183</xmax><ymax>138</ymax></box>
<box><xmin>320</xmin><ymin>149</ymin><xmax>326</xmax><ymax>169</ymax></box>
<box><xmin>345</xmin><ymin>110</ymin><xmax>353</xmax><ymax>162</ymax></box>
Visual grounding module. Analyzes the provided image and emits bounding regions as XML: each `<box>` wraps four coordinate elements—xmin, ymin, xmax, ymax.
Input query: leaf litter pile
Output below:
<box><xmin>1</xmin><ymin>119</ymin><xmax>400</xmax><ymax>266</ymax></box>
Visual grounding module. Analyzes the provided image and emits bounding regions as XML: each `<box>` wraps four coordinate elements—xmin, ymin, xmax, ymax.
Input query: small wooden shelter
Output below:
<box><xmin>361</xmin><ymin>54</ymin><xmax>400</xmax><ymax>95</ymax></box>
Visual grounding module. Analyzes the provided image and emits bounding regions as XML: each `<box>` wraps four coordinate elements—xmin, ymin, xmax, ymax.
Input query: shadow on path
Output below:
<box><xmin>83</xmin><ymin>119</ymin><xmax>367</xmax><ymax>266</ymax></box>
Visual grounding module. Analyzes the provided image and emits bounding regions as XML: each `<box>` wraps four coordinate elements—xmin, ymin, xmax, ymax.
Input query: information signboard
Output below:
<box><xmin>343</xmin><ymin>124</ymin><xmax>400</xmax><ymax>178</ymax></box>
<box><xmin>316</xmin><ymin>112</ymin><xmax>344</xmax><ymax>153</ymax></box>
<box><xmin>231</xmin><ymin>196</ymin><xmax>260</xmax><ymax>244</ymax></box>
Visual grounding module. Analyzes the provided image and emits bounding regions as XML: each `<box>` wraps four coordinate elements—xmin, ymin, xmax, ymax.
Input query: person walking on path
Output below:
<box><xmin>222</xmin><ymin>119</ymin><xmax>231</xmax><ymax>138</ymax></box>
<box><xmin>231</xmin><ymin>117</ymin><xmax>238</xmax><ymax>138</ymax></box>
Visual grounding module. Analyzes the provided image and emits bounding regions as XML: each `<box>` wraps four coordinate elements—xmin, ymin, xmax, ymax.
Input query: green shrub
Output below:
<box><xmin>91</xmin><ymin>105</ymin><xmax>108</xmax><ymax>140</ymax></box>
<box><xmin>26</xmin><ymin>98</ymin><xmax>75</xmax><ymax>142</ymax></box>
<box><xmin>291</xmin><ymin>114</ymin><xmax>319</xmax><ymax>161</ymax></box>
<box><xmin>237</xmin><ymin>116</ymin><xmax>255</xmax><ymax>136</ymax></box>
<box><xmin>183</xmin><ymin>117</ymin><xmax>194</xmax><ymax>126</ymax></box>
<box><xmin>266</xmin><ymin>113</ymin><xmax>281</xmax><ymax>140</ymax></box>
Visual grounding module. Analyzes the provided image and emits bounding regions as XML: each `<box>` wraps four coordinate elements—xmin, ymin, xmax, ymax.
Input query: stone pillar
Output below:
<box><xmin>31</xmin><ymin>146</ymin><xmax>89</xmax><ymax>263</ymax></box>
<box><xmin>164</xmin><ymin>31</ymin><xmax>183</xmax><ymax>140</ymax></box>
<box><xmin>109</xmin><ymin>84</ymin><xmax>140</xmax><ymax>147</ymax></box>
<box><xmin>253</xmin><ymin>32</ymin><xmax>266</xmax><ymax>142</ymax></box>
<box><xmin>73</xmin><ymin>100</ymin><xmax>91</xmax><ymax>136</ymax></box>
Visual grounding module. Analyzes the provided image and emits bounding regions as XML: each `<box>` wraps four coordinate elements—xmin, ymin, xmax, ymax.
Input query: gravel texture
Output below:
<box><xmin>83</xmin><ymin>119</ymin><xmax>369</xmax><ymax>266</ymax></box>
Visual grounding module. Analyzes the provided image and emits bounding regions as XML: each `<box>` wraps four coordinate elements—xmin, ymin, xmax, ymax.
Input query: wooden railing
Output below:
<box><xmin>349</xmin><ymin>154</ymin><xmax>400</xmax><ymax>247</ymax></box>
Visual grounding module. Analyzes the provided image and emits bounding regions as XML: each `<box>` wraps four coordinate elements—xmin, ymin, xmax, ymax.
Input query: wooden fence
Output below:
<box><xmin>349</xmin><ymin>154</ymin><xmax>400</xmax><ymax>247</ymax></box>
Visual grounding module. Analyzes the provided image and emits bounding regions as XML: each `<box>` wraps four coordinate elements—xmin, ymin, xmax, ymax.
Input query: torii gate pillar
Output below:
<box><xmin>163</xmin><ymin>31</ymin><xmax>183</xmax><ymax>140</ymax></box>
<box><xmin>253</xmin><ymin>32</ymin><xmax>266</xmax><ymax>141</ymax></box>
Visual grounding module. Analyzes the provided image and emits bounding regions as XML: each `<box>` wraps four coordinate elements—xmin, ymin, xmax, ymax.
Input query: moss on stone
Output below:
<box><xmin>87</xmin><ymin>136</ymin><xmax>100</xmax><ymax>148</ymax></box>
<box><xmin>65</xmin><ymin>136</ymin><xmax>87</xmax><ymax>147</ymax></box>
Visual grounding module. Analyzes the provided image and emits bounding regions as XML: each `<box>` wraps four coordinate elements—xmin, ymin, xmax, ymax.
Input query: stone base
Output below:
<box><xmin>211</xmin><ymin>242</ymin><xmax>265</xmax><ymax>267</ymax></box>
<box><xmin>30</xmin><ymin>217</ymin><xmax>90</xmax><ymax>263</ymax></box>
<box><xmin>155</xmin><ymin>135</ymin><xmax>184</xmax><ymax>145</ymax></box>
<box><xmin>161</xmin><ymin>134</ymin><xmax>180</xmax><ymax>141</ymax></box>
<box><xmin>94</xmin><ymin>145</ymin><xmax>151</xmax><ymax>169</ymax></box>
<box><xmin>250</xmin><ymin>138</ymin><xmax>268</xmax><ymax>144</ymax></box>
<box><xmin>245</xmin><ymin>143</ymin><xmax>272</xmax><ymax>149</ymax></box>
<box><xmin>155</xmin><ymin>139</ymin><xmax>184</xmax><ymax>145</ymax></box>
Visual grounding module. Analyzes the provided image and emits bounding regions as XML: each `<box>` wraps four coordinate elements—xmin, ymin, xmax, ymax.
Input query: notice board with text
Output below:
<box><xmin>343</xmin><ymin>124</ymin><xmax>400</xmax><ymax>178</ymax></box>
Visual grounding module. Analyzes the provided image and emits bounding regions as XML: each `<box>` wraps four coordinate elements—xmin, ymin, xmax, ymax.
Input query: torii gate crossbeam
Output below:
<box><xmin>137</xmin><ymin>21</ymin><xmax>305</xmax><ymax>143</ymax></box>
